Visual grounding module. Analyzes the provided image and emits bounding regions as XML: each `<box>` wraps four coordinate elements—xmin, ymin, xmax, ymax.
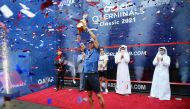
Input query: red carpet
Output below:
<box><xmin>17</xmin><ymin>87</ymin><xmax>190</xmax><ymax>109</ymax></box>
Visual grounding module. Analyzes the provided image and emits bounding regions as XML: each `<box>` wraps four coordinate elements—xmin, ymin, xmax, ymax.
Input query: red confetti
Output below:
<box><xmin>22</xmin><ymin>49</ymin><xmax>31</xmax><ymax>52</ymax></box>
<box><xmin>40</xmin><ymin>0</ymin><xmax>53</xmax><ymax>11</ymax></box>
<box><xmin>71</xmin><ymin>18</ymin><xmax>80</xmax><ymax>22</ymax></box>
<box><xmin>17</xmin><ymin>12</ymin><xmax>23</xmax><ymax>21</ymax></box>
<box><xmin>87</xmin><ymin>0</ymin><xmax>100</xmax><ymax>6</ymax></box>
<box><xmin>112</xmin><ymin>6</ymin><xmax>118</xmax><ymax>12</ymax></box>
<box><xmin>98</xmin><ymin>8</ymin><xmax>104</xmax><ymax>17</ymax></box>
<box><xmin>0</xmin><ymin>21</ymin><xmax>9</xmax><ymax>33</ymax></box>
<box><xmin>56</xmin><ymin>25</ymin><xmax>66</xmax><ymax>32</ymax></box>
<box><xmin>129</xmin><ymin>60</ymin><xmax>134</xmax><ymax>64</ymax></box>
<box><xmin>45</xmin><ymin>13</ymin><xmax>49</xmax><ymax>18</ymax></box>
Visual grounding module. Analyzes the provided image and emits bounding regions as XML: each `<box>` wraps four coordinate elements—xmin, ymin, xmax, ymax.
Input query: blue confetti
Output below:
<box><xmin>18</xmin><ymin>55</ymin><xmax>26</xmax><ymax>58</ymax></box>
<box><xmin>15</xmin><ymin>64</ymin><xmax>23</xmax><ymax>74</ymax></box>
<box><xmin>47</xmin><ymin>98</ymin><xmax>52</xmax><ymax>104</ymax></box>
<box><xmin>77</xmin><ymin>96</ymin><xmax>83</xmax><ymax>104</ymax></box>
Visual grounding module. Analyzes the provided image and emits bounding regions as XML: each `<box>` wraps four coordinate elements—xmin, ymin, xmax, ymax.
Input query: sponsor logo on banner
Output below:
<box><xmin>91</xmin><ymin>0</ymin><xmax>170</xmax><ymax>26</ymax></box>
<box><xmin>132</xmin><ymin>84</ymin><xmax>146</xmax><ymax>90</ymax></box>
<box><xmin>11</xmin><ymin>82</ymin><xmax>26</xmax><ymax>88</ymax></box>
<box><xmin>37</xmin><ymin>76</ymin><xmax>54</xmax><ymax>85</ymax></box>
<box><xmin>106</xmin><ymin>50</ymin><xmax>147</xmax><ymax>57</ymax></box>
<box><xmin>108</xmin><ymin>82</ymin><xmax>147</xmax><ymax>91</ymax></box>
<box><xmin>64</xmin><ymin>80</ymin><xmax>73</xmax><ymax>86</ymax></box>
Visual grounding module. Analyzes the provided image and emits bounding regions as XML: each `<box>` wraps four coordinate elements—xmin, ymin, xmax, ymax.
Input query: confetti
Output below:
<box><xmin>20</xmin><ymin>9</ymin><xmax>35</xmax><ymax>18</ymax></box>
<box><xmin>15</xmin><ymin>64</ymin><xmax>23</xmax><ymax>74</ymax></box>
<box><xmin>0</xmin><ymin>5</ymin><xmax>13</xmax><ymax>18</ymax></box>
<box><xmin>83</xmin><ymin>97</ymin><xmax>88</xmax><ymax>102</ymax></box>
<box><xmin>41</xmin><ymin>0</ymin><xmax>53</xmax><ymax>11</ymax></box>
<box><xmin>98</xmin><ymin>8</ymin><xmax>104</xmax><ymax>17</ymax></box>
<box><xmin>47</xmin><ymin>98</ymin><xmax>52</xmax><ymax>104</ymax></box>
<box><xmin>17</xmin><ymin>12</ymin><xmax>23</xmax><ymax>21</ymax></box>
<box><xmin>31</xmin><ymin>66</ymin><xmax>39</xmax><ymax>69</ymax></box>
<box><xmin>19</xmin><ymin>3</ymin><xmax>30</xmax><ymax>10</ymax></box>
<box><xmin>18</xmin><ymin>55</ymin><xmax>26</xmax><ymax>58</ymax></box>
<box><xmin>0</xmin><ymin>22</ymin><xmax>9</xmax><ymax>32</ymax></box>
<box><xmin>22</xmin><ymin>49</ymin><xmax>31</xmax><ymax>52</ymax></box>
<box><xmin>87</xmin><ymin>0</ymin><xmax>100</xmax><ymax>6</ymax></box>
<box><xmin>77</xmin><ymin>96</ymin><xmax>83</xmax><ymax>104</ymax></box>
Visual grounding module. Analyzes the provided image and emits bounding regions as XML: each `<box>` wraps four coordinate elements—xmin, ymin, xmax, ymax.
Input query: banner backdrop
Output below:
<box><xmin>72</xmin><ymin>0</ymin><xmax>190</xmax><ymax>82</ymax></box>
<box><xmin>62</xmin><ymin>0</ymin><xmax>190</xmax><ymax>95</ymax></box>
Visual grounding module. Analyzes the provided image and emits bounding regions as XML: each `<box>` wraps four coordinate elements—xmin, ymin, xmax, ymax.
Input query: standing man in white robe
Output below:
<box><xmin>150</xmin><ymin>47</ymin><xmax>171</xmax><ymax>100</ymax></box>
<box><xmin>115</xmin><ymin>45</ymin><xmax>131</xmax><ymax>95</ymax></box>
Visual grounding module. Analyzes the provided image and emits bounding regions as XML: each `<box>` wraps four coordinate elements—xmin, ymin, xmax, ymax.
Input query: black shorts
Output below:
<box><xmin>84</xmin><ymin>73</ymin><xmax>100</xmax><ymax>93</ymax></box>
<box><xmin>98</xmin><ymin>70</ymin><xmax>107</xmax><ymax>78</ymax></box>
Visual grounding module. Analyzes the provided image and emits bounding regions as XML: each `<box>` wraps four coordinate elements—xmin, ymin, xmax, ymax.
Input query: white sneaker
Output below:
<box><xmin>100</xmin><ymin>88</ymin><xmax>103</xmax><ymax>92</ymax></box>
<box><xmin>105</xmin><ymin>89</ymin><xmax>108</xmax><ymax>93</ymax></box>
<box><xmin>72</xmin><ymin>80</ymin><xmax>76</xmax><ymax>84</ymax></box>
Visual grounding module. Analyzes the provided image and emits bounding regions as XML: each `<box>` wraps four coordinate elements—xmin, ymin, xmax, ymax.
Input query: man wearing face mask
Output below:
<box><xmin>115</xmin><ymin>45</ymin><xmax>131</xmax><ymax>95</ymax></box>
<box><xmin>54</xmin><ymin>48</ymin><xmax>66</xmax><ymax>91</ymax></box>
<box><xmin>150</xmin><ymin>47</ymin><xmax>171</xmax><ymax>100</ymax></box>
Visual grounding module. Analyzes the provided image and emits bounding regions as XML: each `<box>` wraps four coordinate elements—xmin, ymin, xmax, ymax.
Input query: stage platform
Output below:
<box><xmin>14</xmin><ymin>87</ymin><xmax>190</xmax><ymax>109</ymax></box>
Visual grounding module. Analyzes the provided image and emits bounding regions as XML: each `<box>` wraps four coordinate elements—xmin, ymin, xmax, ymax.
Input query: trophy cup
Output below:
<box><xmin>77</xmin><ymin>13</ymin><xmax>88</xmax><ymax>34</ymax></box>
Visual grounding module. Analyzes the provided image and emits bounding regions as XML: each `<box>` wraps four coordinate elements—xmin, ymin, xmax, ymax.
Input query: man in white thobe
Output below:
<box><xmin>115</xmin><ymin>45</ymin><xmax>131</xmax><ymax>95</ymax></box>
<box><xmin>150</xmin><ymin>47</ymin><xmax>171</xmax><ymax>100</ymax></box>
